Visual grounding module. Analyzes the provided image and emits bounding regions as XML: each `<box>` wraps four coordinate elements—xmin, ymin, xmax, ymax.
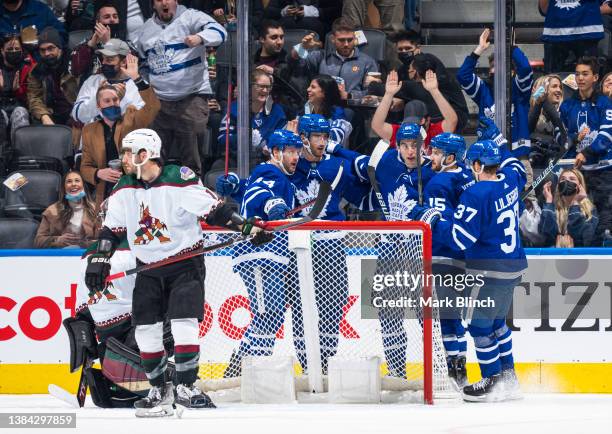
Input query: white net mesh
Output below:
<box><xmin>197</xmin><ymin>221</ymin><xmax>457</xmax><ymax>402</ymax></box>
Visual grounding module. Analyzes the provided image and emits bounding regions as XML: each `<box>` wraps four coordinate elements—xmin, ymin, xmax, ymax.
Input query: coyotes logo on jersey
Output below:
<box><xmin>134</xmin><ymin>203</ymin><xmax>171</xmax><ymax>245</ymax></box>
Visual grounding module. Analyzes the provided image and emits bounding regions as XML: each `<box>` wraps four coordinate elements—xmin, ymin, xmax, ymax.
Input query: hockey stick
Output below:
<box><xmin>105</xmin><ymin>181</ymin><xmax>335</xmax><ymax>282</ymax></box>
<box><xmin>49</xmin><ymin>353</ymin><xmax>92</xmax><ymax>408</ymax></box>
<box><xmin>367</xmin><ymin>139</ymin><xmax>390</xmax><ymax>220</ymax></box>
<box><xmin>415</xmin><ymin>127</ymin><xmax>427</xmax><ymax>206</ymax></box>
<box><xmin>520</xmin><ymin>114</ymin><xmax>574</xmax><ymax>201</ymax></box>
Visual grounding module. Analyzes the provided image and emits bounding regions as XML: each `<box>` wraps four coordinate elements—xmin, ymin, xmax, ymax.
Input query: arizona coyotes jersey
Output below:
<box><xmin>103</xmin><ymin>165</ymin><xmax>221</xmax><ymax>264</ymax></box>
<box><xmin>76</xmin><ymin>240</ymin><xmax>135</xmax><ymax>330</ymax></box>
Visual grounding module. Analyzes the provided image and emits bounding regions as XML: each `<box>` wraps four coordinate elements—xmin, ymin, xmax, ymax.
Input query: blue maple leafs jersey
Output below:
<box><xmin>240</xmin><ymin>163</ymin><xmax>296</xmax><ymax>220</ymax></box>
<box><xmin>559</xmin><ymin>92</ymin><xmax>612</xmax><ymax>171</ymax></box>
<box><xmin>456</xmin><ymin>47</ymin><xmax>533</xmax><ymax>157</ymax></box>
<box><xmin>290</xmin><ymin>155</ymin><xmax>357</xmax><ymax>221</ymax></box>
<box><xmin>432</xmin><ymin>156</ymin><xmax>528</xmax><ymax>279</ymax></box>
<box><xmin>424</xmin><ymin>164</ymin><xmax>474</xmax><ymax>261</ymax></box>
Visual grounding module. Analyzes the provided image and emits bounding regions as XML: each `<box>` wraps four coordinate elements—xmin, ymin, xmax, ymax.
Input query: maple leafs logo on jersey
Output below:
<box><xmin>134</xmin><ymin>203</ymin><xmax>171</xmax><ymax>245</ymax></box>
<box><xmin>295</xmin><ymin>179</ymin><xmax>331</xmax><ymax>218</ymax></box>
<box><xmin>555</xmin><ymin>0</ymin><xmax>580</xmax><ymax>11</ymax></box>
<box><xmin>148</xmin><ymin>40</ymin><xmax>175</xmax><ymax>74</ymax></box>
<box><xmin>387</xmin><ymin>185</ymin><xmax>417</xmax><ymax>222</ymax></box>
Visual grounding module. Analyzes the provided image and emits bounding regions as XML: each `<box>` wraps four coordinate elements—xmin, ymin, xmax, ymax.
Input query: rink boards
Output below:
<box><xmin>0</xmin><ymin>248</ymin><xmax>611</xmax><ymax>394</ymax></box>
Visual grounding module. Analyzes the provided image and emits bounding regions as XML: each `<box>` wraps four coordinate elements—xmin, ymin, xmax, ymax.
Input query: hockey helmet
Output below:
<box><xmin>268</xmin><ymin>129</ymin><xmax>304</xmax><ymax>151</ymax></box>
<box><xmin>430</xmin><ymin>132</ymin><xmax>466</xmax><ymax>161</ymax></box>
<box><xmin>466</xmin><ymin>139</ymin><xmax>502</xmax><ymax>167</ymax></box>
<box><xmin>298</xmin><ymin>114</ymin><xmax>331</xmax><ymax>136</ymax></box>
<box><xmin>395</xmin><ymin>122</ymin><xmax>421</xmax><ymax>144</ymax></box>
<box><xmin>121</xmin><ymin>128</ymin><xmax>162</xmax><ymax>178</ymax></box>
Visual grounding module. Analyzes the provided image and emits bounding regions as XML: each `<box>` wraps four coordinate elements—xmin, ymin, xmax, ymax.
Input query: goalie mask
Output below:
<box><xmin>121</xmin><ymin>129</ymin><xmax>162</xmax><ymax>179</ymax></box>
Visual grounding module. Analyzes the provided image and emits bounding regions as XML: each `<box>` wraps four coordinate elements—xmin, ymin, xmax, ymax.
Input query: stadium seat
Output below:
<box><xmin>0</xmin><ymin>218</ymin><xmax>39</xmax><ymax>249</ymax></box>
<box><xmin>2</xmin><ymin>170</ymin><xmax>61</xmax><ymax>220</ymax></box>
<box><xmin>421</xmin><ymin>44</ymin><xmax>544</xmax><ymax>69</ymax></box>
<box><xmin>10</xmin><ymin>125</ymin><xmax>73</xmax><ymax>174</ymax></box>
<box><xmin>68</xmin><ymin>30</ymin><xmax>93</xmax><ymax>50</ymax></box>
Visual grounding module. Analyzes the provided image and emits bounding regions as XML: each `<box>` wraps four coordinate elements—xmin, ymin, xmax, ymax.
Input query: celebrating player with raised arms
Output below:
<box><xmin>415</xmin><ymin>139</ymin><xmax>527</xmax><ymax>402</ymax></box>
<box><xmin>223</xmin><ymin>130</ymin><xmax>303</xmax><ymax>377</ymax></box>
<box><xmin>425</xmin><ymin>132</ymin><xmax>473</xmax><ymax>387</ymax></box>
<box><xmin>84</xmin><ymin>129</ymin><xmax>272</xmax><ymax>417</ymax></box>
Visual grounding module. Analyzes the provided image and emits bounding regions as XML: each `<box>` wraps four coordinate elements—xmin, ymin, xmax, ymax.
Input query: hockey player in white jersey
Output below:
<box><xmin>412</xmin><ymin>139</ymin><xmax>527</xmax><ymax>402</ymax></box>
<box><xmin>84</xmin><ymin>129</ymin><xmax>272</xmax><ymax>417</ymax></box>
<box><xmin>223</xmin><ymin>130</ymin><xmax>303</xmax><ymax>377</ymax></box>
<box><xmin>425</xmin><ymin>132</ymin><xmax>473</xmax><ymax>387</ymax></box>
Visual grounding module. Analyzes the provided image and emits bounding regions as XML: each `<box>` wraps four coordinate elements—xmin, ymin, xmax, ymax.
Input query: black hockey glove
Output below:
<box><xmin>241</xmin><ymin>217</ymin><xmax>275</xmax><ymax>246</ymax></box>
<box><xmin>85</xmin><ymin>253</ymin><xmax>111</xmax><ymax>293</ymax></box>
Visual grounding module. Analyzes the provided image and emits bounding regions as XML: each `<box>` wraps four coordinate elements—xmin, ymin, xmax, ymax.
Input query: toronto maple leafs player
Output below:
<box><xmin>222</xmin><ymin>130</ymin><xmax>302</xmax><ymax>377</ymax></box>
<box><xmin>425</xmin><ymin>132</ymin><xmax>473</xmax><ymax>387</ymax></box>
<box><xmin>418</xmin><ymin>139</ymin><xmax>527</xmax><ymax>402</ymax></box>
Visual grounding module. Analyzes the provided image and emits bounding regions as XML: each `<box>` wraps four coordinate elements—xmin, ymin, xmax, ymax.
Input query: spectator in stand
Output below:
<box><xmin>386</xmin><ymin>31</ymin><xmax>468</xmax><ymax>132</ymax></box>
<box><xmin>0</xmin><ymin>34</ymin><xmax>33</xmax><ymax>145</ymax></box>
<box><xmin>303</xmin><ymin>74</ymin><xmax>353</xmax><ymax>147</ymax></box>
<box><xmin>70</xmin><ymin>2</ymin><xmax>144</xmax><ymax>84</ymax></box>
<box><xmin>254</xmin><ymin>20</ymin><xmax>308</xmax><ymax>120</ymax></box>
<box><xmin>187</xmin><ymin>0</ymin><xmax>264</xmax><ymax>35</ymax></box>
<box><xmin>122</xmin><ymin>0</ymin><xmax>153</xmax><ymax>43</ymax></box>
<box><xmin>0</xmin><ymin>0</ymin><xmax>67</xmax><ymax>47</ymax></box>
<box><xmin>601</xmin><ymin>71</ymin><xmax>612</xmax><ymax>98</ymax></box>
<box><xmin>342</xmin><ymin>0</ymin><xmax>405</xmax><ymax>34</ymax></box>
<box><xmin>137</xmin><ymin>0</ymin><xmax>227</xmax><ymax>175</ymax></box>
<box><xmin>291</xmin><ymin>18</ymin><xmax>379</xmax><ymax>103</ymax></box>
<box><xmin>539</xmin><ymin>169</ymin><xmax>599</xmax><ymax>247</ymax></box>
<box><xmin>528</xmin><ymin>74</ymin><xmax>565</xmax><ymax>168</ymax></box>
<box><xmin>265</xmin><ymin>0</ymin><xmax>341</xmax><ymax>40</ymax></box>
<box><xmin>372</xmin><ymin>69</ymin><xmax>458</xmax><ymax>150</ymax></box>
<box><xmin>539</xmin><ymin>0</ymin><xmax>604</xmax><ymax>73</ymax></box>
<box><xmin>218</xmin><ymin>70</ymin><xmax>287</xmax><ymax>164</ymax></box>
<box><xmin>34</xmin><ymin>170</ymin><xmax>97</xmax><ymax>248</ymax></box>
<box><xmin>80</xmin><ymin>77</ymin><xmax>160</xmax><ymax>211</ymax></box>
<box><xmin>457</xmin><ymin>29</ymin><xmax>533</xmax><ymax>184</ymax></box>
<box><xmin>64</xmin><ymin>0</ymin><xmax>96</xmax><ymax>32</ymax></box>
<box><xmin>202</xmin><ymin>46</ymin><xmax>227</xmax><ymax>169</ymax></box>
<box><xmin>27</xmin><ymin>27</ymin><xmax>79</xmax><ymax>127</ymax></box>
<box><xmin>561</xmin><ymin>56</ymin><xmax>612</xmax><ymax>245</ymax></box>
<box><xmin>72</xmin><ymin>41</ymin><xmax>145</xmax><ymax>126</ymax></box>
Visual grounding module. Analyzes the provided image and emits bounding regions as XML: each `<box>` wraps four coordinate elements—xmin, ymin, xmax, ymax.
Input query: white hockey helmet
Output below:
<box><xmin>121</xmin><ymin>129</ymin><xmax>162</xmax><ymax>178</ymax></box>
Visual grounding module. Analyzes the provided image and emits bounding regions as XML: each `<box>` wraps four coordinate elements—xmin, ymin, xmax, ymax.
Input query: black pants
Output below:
<box><xmin>544</xmin><ymin>39</ymin><xmax>600</xmax><ymax>74</ymax></box>
<box><xmin>584</xmin><ymin>170</ymin><xmax>612</xmax><ymax>246</ymax></box>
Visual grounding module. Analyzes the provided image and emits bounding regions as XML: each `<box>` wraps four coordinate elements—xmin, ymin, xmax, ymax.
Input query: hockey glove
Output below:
<box><xmin>85</xmin><ymin>253</ymin><xmax>111</xmax><ymax>293</ymax></box>
<box><xmin>215</xmin><ymin>172</ymin><xmax>240</xmax><ymax>196</ymax></box>
<box><xmin>408</xmin><ymin>205</ymin><xmax>442</xmax><ymax>228</ymax></box>
<box><xmin>241</xmin><ymin>217</ymin><xmax>275</xmax><ymax>246</ymax></box>
<box><xmin>266</xmin><ymin>199</ymin><xmax>291</xmax><ymax>221</ymax></box>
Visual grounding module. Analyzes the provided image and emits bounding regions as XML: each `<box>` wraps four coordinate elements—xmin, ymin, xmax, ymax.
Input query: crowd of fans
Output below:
<box><xmin>0</xmin><ymin>0</ymin><xmax>611</xmax><ymax>249</ymax></box>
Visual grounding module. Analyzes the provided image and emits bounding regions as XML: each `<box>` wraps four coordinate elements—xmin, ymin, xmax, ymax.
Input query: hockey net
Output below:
<box><xmin>197</xmin><ymin>221</ymin><xmax>458</xmax><ymax>404</ymax></box>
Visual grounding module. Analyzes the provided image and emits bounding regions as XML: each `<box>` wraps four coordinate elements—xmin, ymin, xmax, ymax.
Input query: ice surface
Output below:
<box><xmin>0</xmin><ymin>394</ymin><xmax>611</xmax><ymax>434</ymax></box>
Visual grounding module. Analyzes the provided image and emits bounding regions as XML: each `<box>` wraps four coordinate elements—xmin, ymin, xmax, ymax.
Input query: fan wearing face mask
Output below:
<box><xmin>72</xmin><ymin>39</ymin><xmax>145</xmax><ymax>126</ymax></box>
<box><xmin>26</xmin><ymin>27</ymin><xmax>78</xmax><ymax>126</ymax></box>
<box><xmin>539</xmin><ymin>169</ymin><xmax>599</xmax><ymax>247</ymax></box>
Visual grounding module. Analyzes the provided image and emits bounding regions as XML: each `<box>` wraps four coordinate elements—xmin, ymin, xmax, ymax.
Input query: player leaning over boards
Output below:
<box><xmin>84</xmin><ymin>129</ymin><xmax>272</xmax><ymax>418</ymax></box>
<box><xmin>410</xmin><ymin>139</ymin><xmax>527</xmax><ymax>402</ymax></box>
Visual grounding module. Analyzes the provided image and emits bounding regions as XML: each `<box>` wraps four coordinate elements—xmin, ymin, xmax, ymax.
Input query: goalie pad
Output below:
<box><xmin>85</xmin><ymin>366</ymin><xmax>141</xmax><ymax>408</ymax></box>
<box><xmin>63</xmin><ymin>317</ymin><xmax>98</xmax><ymax>373</ymax></box>
<box><xmin>101</xmin><ymin>337</ymin><xmax>176</xmax><ymax>397</ymax></box>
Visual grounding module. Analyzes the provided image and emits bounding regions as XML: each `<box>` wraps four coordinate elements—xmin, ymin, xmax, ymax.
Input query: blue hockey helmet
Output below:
<box><xmin>466</xmin><ymin>139</ymin><xmax>502</xmax><ymax>167</ymax></box>
<box><xmin>395</xmin><ymin>122</ymin><xmax>421</xmax><ymax>144</ymax></box>
<box><xmin>430</xmin><ymin>132</ymin><xmax>466</xmax><ymax>161</ymax></box>
<box><xmin>267</xmin><ymin>129</ymin><xmax>304</xmax><ymax>151</ymax></box>
<box><xmin>298</xmin><ymin>114</ymin><xmax>331</xmax><ymax>136</ymax></box>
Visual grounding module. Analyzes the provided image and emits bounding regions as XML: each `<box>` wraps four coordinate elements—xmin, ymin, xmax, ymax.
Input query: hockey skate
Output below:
<box><xmin>174</xmin><ymin>384</ymin><xmax>216</xmax><ymax>417</ymax></box>
<box><xmin>448</xmin><ymin>356</ymin><xmax>468</xmax><ymax>389</ymax></box>
<box><xmin>134</xmin><ymin>382</ymin><xmax>174</xmax><ymax>418</ymax></box>
<box><xmin>501</xmin><ymin>368</ymin><xmax>523</xmax><ymax>400</ymax></box>
<box><xmin>462</xmin><ymin>374</ymin><xmax>505</xmax><ymax>402</ymax></box>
